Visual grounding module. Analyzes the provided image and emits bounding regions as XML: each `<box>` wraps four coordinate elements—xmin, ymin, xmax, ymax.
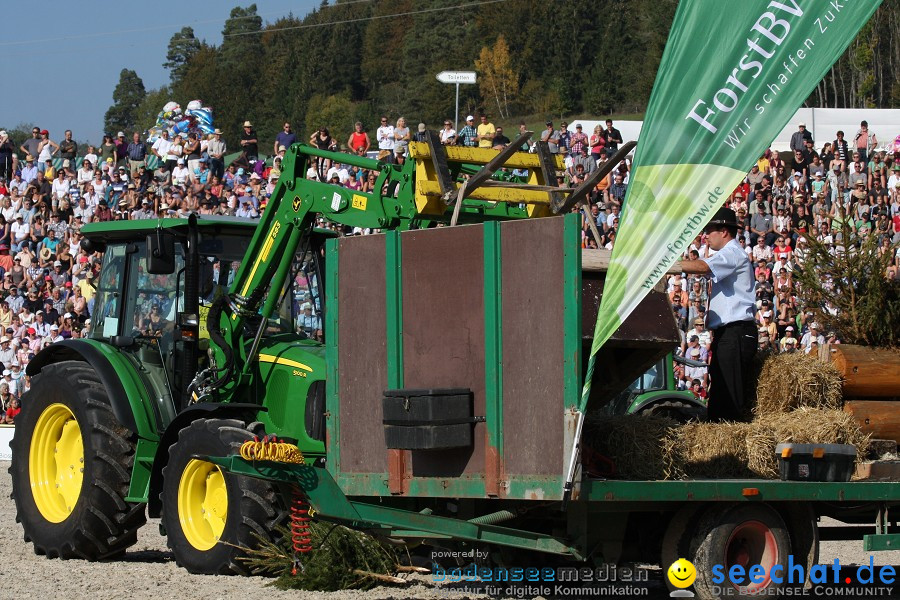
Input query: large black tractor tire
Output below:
<box><xmin>9</xmin><ymin>360</ymin><xmax>147</xmax><ymax>560</ymax></box>
<box><xmin>161</xmin><ymin>418</ymin><xmax>288</xmax><ymax>575</ymax></box>
<box><xmin>660</xmin><ymin>503</ymin><xmax>707</xmax><ymax>593</ymax></box>
<box><xmin>689</xmin><ymin>503</ymin><xmax>793</xmax><ymax>600</ymax></box>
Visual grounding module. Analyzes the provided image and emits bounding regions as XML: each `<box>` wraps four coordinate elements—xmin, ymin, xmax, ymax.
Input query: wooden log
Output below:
<box><xmin>829</xmin><ymin>344</ymin><xmax>900</xmax><ymax>397</ymax></box>
<box><xmin>582</xmin><ymin>249</ymin><xmax>682</xmax><ymax>275</ymax></box>
<box><xmin>844</xmin><ymin>400</ymin><xmax>900</xmax><ymax>444</ymax></box>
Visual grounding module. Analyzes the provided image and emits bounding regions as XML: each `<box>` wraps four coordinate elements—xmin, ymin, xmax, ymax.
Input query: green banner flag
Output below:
<box><xmin>582</xmin><ymin>0</ymin><xmax>882</xmax><ymax>407</ymax></box>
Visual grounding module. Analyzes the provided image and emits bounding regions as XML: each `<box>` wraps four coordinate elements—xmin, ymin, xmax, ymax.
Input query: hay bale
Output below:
<box><xmin>754</xmin><ymin>352</ymin><xmax>843</xmax><ymax>417</ymax></box>
<box><xmin>583</xmin><ymin>414</ymin><xmax>677</xmax><ymax>479</ymax></box>
<box><xmin>756</xmin><ymin>407</ymin><xmax>870</xmax><ymax>456</ymax></box>
<box><xmin>663</xmin><ymin>422</ymin><xmax>760</xmax><ymax>479</ymax></box>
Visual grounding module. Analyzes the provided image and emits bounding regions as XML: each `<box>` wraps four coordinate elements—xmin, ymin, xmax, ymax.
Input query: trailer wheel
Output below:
<box><xmin>9</xmin><ymin>361</ymin><xmax>147</xmax><ymax>560</ymax></box>
<box><xmin>161</xmin><ymin>418</ymin><xmax>287</xmax><ymax>575</ymax></box>
<box><xmin>660</xmin><ymin>503</ymin><xmax>706</xmax><ymax>592</ymax></box>
<box><xmin>689</xmin><ymin>503</ymin><xmax>792</xmax><ymax>600</ymax></box>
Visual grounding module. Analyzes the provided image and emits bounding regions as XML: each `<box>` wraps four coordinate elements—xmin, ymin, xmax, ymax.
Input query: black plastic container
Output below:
<box><xmin>775</xmin><ymin>443</ymin><xmax>856</xmax><ymax>482</ymax></box>
<box><xmin>382</xmin><ymin>388</ymin><xmax>477</xmax><ymax>450</ymax></box>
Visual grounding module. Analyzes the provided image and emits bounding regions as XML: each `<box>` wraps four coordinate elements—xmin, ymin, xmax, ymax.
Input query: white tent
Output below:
<box><xmin>572</xmin><ymin>109</ymin><xmax>900</xmax><ymax>156</ymax></box>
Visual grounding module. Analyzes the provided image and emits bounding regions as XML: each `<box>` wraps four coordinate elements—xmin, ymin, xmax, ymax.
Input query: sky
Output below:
<box><xmin>2</xmin><ymin>0</ymin><xmax>319</xmax><ymax>144</ymax></box>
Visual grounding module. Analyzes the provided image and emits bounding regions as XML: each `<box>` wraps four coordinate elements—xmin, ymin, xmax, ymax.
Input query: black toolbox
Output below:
<box><xmin>382</xmin><ymin>388</ymin><xmax>480</xmax><ymax>450</ymax></box>
<box><xmin>775</xmin><ymin>443</ymin><xmax>856</xmax><ymax>482</ymax></box>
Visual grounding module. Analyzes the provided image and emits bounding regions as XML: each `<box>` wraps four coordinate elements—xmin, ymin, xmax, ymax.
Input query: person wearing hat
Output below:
<box><xmin>208</xmin><ymin>128</ymin><xmax>227</xmax><ymax>179</ymax></box>
<box><xmin>800</xmin><ymin>322</ymin><xmax>825</xmax><ymax>352</ymax></box>
<box><xmin>540</xmin><ymin>120</ymin><xmax>559</xmax><ymax>153</ymax></box>
<box><xmin>127</xmin><ymin>132</ymin><xmax>148</xmax><ymax>180</ymax></box>
<box><xmin>172</xmin><ymin>158</ymin><xmax>190</xmax><ymax>186</ymax></box>
<box><xmin>681</xmin><ymin>207</ymin><xmax>757</xmax><ymax>421</ymax></box>
<box><xmin>240</xmin><ymin>120</ymin><xmax>258</xmax><ymax>162</ymax></box>
<box><xmin>457</xmin><ymin>116</ymin><xmax>478</xmax><ymax>148</ymax></box>
<box><xmin>0</xmin><ymin>335</ymin><xmax>14</xmax><ymax>368</ymax></box>
<box><xmin>790</xmin><ymin>122</ymin><xmax>812</xmax><ymax>154</ymax></box>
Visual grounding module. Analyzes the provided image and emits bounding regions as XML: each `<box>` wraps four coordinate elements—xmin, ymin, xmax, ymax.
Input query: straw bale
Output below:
<box><xmin>663</xmin><ymin>422</ymin><xmax>758</xmax><ymax>479</ymax></box>
<box><xmin>754</xmin><ymin>352</ymin><xmax>843</xmax><ymax>417</ymax></box>
<box><xmin>756</xmin><ymin>407</ymin><xmax>870</xmax><ymax>457</ymax></box>
<box><xmin>583</xmin><ymin>413</ymin><xmax>677</xmax><ymax>480</ymax></box>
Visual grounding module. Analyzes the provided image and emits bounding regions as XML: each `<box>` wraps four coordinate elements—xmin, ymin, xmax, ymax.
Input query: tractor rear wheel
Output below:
<box><xmin>161</xmin><ymin>418</ymin><xmax>288</xmax><ymax>575</ymax></box>
<box><xmin>9</xmin><ymin>361</ymin><xmax>146</xmax><ymax>560</ymax></box>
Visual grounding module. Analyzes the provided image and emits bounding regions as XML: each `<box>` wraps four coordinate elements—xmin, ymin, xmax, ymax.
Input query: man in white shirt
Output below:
<box><xmin>152</xmin><ymin>131</ymin><xmax>173</xmax><ymax>163</ymax></box>
<box><xmin>10</xmin><ymin>216</ymin><xmax>30</xmax><ymax>252</ymax></box>
<box><xmin>376</xmin><ymin>117</ymin><xmax>394</xmax><ymax>152</ymax></box>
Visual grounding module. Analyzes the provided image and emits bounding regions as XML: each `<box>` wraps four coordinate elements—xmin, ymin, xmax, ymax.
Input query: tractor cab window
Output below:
<box><xmin>90</xmin><ymin>244</ymin><xmax>128</xmax><ymax>339</ymax></box>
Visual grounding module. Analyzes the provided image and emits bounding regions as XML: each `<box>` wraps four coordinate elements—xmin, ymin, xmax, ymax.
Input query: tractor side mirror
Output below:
<box><xmin>147</xmin><ymin>232</ymin><xmax>176</xmax><ymax>274</ymax></box>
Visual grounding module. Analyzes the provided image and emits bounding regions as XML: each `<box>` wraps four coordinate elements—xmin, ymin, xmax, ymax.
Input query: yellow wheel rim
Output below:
<box><xmin>178</xmin><ymin>459</ymin><xmax>228</xmax><ymax>551</ymax></box>
<box><xmin>29</xmin><ymin>403</ymin><xmax>84</xmax><ymax>523</ymax></box>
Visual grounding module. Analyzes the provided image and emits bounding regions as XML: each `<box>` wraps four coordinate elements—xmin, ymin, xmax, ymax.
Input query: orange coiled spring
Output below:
<box><xmin>290</xmin><ymin>487</ymin><xmax>313</xmax><ymax>574</ymax></box>
<box><xmin>239</xmin><ymin>435</ymin><xmax>305</xmax><ymax>464</ymax></box>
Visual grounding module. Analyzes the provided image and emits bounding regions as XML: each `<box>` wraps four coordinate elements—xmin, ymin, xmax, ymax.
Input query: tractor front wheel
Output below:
<box><xmin>161</xmin><ymin>418</ymin><xmax>287</xmax><ymax>575</ymax></box>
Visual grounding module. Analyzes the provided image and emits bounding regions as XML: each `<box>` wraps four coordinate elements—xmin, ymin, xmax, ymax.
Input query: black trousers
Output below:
<box><xmin>709</xmin><ymin>320</ymin><xmax>758</xmax><ymax>421</ymax></box>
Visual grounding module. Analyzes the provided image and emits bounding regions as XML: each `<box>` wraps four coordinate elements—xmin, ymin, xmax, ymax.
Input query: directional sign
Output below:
<box><xmin>436</xmin><ymin>71</ymin><xmax>477</xmax><ymax>85</ymax></box>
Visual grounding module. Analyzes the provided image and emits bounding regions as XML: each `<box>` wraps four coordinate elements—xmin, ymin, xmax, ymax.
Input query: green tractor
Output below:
<box><xmin>10</xmin><ymin>135</ymin><xmax>593</xmax><ymax>573</ymax></box>
<box><xmin>604</xmin><ymin>352</ymin><xmax>707</xmax><ymax>421</ymax></box>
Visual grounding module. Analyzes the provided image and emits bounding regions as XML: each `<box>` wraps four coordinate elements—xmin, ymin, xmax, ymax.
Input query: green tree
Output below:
<box><xmin>475</xmin><ymin>35</ymin><xmax>518</xmax><ymax>119</ymax></box>
<box><xmin>305</xmin><ymin>92</ymin><xmax>355</xmax><ymax>144</ymax></box>
<box><xmin>134</xmin><ymin>86</ymin><xmax>172</xmax><ymax>133</ymax></box>
<box><xmin>104</xmin><ymin>69</ymin><xmax>146</xmax><ymax>136</ymax></box>
<box><xmin>163</xmin><ymin>27</ymin><xmax>202</xmax><ymax>85</ymax></box>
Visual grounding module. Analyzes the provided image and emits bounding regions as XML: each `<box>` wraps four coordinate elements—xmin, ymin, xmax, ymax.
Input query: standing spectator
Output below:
<box><xmin>476</xmin><ymin>114</ymin><xmax>495</xmax><ymax>149</ymax></box>
<box><xmin>127</xmin><ymin>132</ymin><xmax>147</xmax><ymax>180</ymax></box>
<box><xmin>439</xmin><ymin>120</ymin><xmax>456</xmax><ymax>145</ymax></box>
<box><xmin>36</xmin><ymin>130</ymin><xmax>59</xmax><ymax>165</ymax></box>
<box><xmin>413</xmin><ymin>123</ymin><xmax>428</xmax><ymax>143</ymax></box>
<box><xmin>603</xmin><ymin>119</ymin><xmax>623</xmax><ymax>157</ymax></box>
<box><xmin>152</xmin><ymin>130</ymin><xmax>172</xmax><ymax>168</ymax></box>
<box><xmin>59</xmin><ymin>130</ymin><xmax>78</xmax><ymax>162</ymax></box>
<box><xmin>207</xmin><ymin>129</ymin><xmax>226</xmax><ymax>180</ymax></box>
<box><xmin>113</xmin><ymin>131</ymin><xmax>128</xmax><ymax>167</ymax></box>
<box><xmin>854</xmin><ymin>120</ymin><xmax>876</xmax><ymax>165</ymax></box>
<box><xmin>166</xmin><ymin>134</ymin><xmax>184</xmax><ymax>172</ymax></box>
<box><xmin>492</xmin><ymin>126</ymin><xmax>510</xmax><ymax>148</ymax></box>
<box><xmin>557</xmin><ymin>122</ymin><xmax>572</xmax><ymax>153</ymax></box>
<box><xmin>183</xmin><ymin>133</ymin><xmax>202</xmax><ymax>179</ymax></box>
<box><xmin>376</xmin><ymin>116</ymin><xmax>394</xmax><ymax>152</ymax></box>
<box><xmin>393</xmin><ymin>117</ymin><xmax>410</xmax><ymax>155</ymax></box>
<box><xmin>789</xmin><ymin>122</ymin><xmax>812</xmax><ymax>153</ymax></box>
<box><xmin>590</xmin><ymin>124</ymin><xmax>606</xmax><ymax>161</ymax></box>
<box><xmin>540</xmin><ymin>121</ymin><xmax>559</xmax><ymax>153</ymax></box>
<box><xmin>0</xmin><ymin>132</ymin><xmax>16</xmax><ymax>181</ymax></box>
<box><xmin>275</xmin><ymin>121</ymin><xmax>297</xmax><ymax>156</ymax></box>
<box><xmin>347</xmin><ymin>122</ymin><xmax>370</xmax><ymax>155</ymax></box>
<box><xmin>240</xmin><ymin>121</ymin><xmax>259</xmax><ymax>163</ymax></box>
<box><xmin>570</xmin><ymin>124</ymin><xmax>588</xmax><ymax>155</ymax></box>
<box><xmin>457</xmin><ymin>116</ymin><xmax>477</xmax><ymax>147</ymax></box>
<box><xmin>20</xmin><ymin>127</ymin><xmax>41</xmax><ymax>166</ymax></box>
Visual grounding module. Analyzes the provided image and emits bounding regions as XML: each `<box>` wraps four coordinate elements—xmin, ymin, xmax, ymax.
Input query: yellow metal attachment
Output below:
<box><xmin>30</xmin><ymin>403</ymin><xmax>84</xmax><ymax>523</ymax></box>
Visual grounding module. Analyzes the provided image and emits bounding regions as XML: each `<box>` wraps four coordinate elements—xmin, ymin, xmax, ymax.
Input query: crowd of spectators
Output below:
<box><xmin>0</xmin><ymin>114</ymin><xmax>897</xmax><ymax>415</ymax></box>
<box><xmin>658</xmin><ymin>120</ymin><xmax>900</xmax><ymax>396</ymax></box>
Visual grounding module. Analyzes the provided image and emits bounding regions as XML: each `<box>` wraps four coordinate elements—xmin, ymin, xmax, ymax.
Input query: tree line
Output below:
<box><xmin>99</xmin><ymin>0</ymin><xmax>900</xmax><ymax>154</ymax></box>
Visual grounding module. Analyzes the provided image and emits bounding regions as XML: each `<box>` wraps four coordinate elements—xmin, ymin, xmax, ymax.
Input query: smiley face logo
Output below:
<box><xmin>667</xmin><ymin>558</ymin><xmax>696</xmax><ymax>589</ymax></box>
